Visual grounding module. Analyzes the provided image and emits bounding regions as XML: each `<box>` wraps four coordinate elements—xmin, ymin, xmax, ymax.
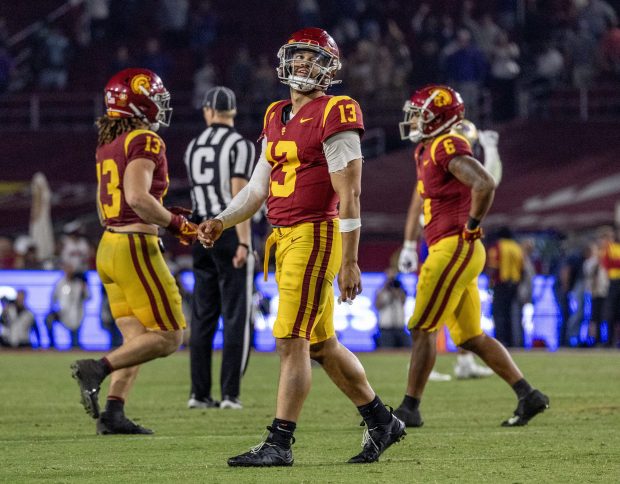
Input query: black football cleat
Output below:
<box><xmin>348</xmin><ymin>414</ymin><xmax>406</xmax><ymax>464</ymax></box>
<box><xmin>71</xmin><ymin>359</ymin><xmax>106</xmax><ymax>419</ymax></box>
<box><xmin>394</xmin><ymin>405</ymin><xmax>424</xmax><ymax>428</ymax></box>
<box><xmin>96</xmin><ymin>412</ymin><xmax>154</xmax><ymax>435</ymax></box>
<box><xmin>502</xmin><ymin>389</ymin><xmax>550</xmax><ymax>427</ymax></box>
<box><xmin>227</xmin><ymin>440</ymin><xmax>293</xmax><ymax>467</ymax></box>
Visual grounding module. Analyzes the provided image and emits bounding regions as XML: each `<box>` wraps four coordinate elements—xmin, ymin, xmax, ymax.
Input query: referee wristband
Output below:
<box><xmin>466</xmin><ymin>216</ymin><xmax>481</xmax><ymax>231</ymax></box>
<box><xmin>339</xmin><ymin>218</ymin><xmax>361</xmax><ymax>232</ymax></box>
<box><xmin>238</xmin><ymin>243</ymin><xmax>250</xmax><ymax>250</ymax></box>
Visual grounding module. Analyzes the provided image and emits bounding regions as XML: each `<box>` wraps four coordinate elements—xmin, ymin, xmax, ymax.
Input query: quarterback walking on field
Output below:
<box><xmin>393</xmin><ymin>84</ymin><xmax>549</xmax><ymax>428</ymax></box>
<box><xmin>71</xmin><ymin>68</ymin><xmax>197</xmax><ymax>434</ymax></box>
<box><xmin>199</xmin><ymin>28</ymin><xmax>405</xmax><ymax>466</ymax></box>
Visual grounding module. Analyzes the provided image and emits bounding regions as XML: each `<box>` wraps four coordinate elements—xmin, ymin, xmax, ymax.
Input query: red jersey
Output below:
<box><xmin>261</xmin><ymin>95</ymin><xmax>364</xmax><ymax>227</ymax></box>
<box><xmin>415</xmin><ymin>132</ymin><xmax>473</xmax><ymax>246</ymax></box>
<box><xmin>96</xmin><ymin>129</ymin><xmax>169</xmax><ymax>227</ymax></box>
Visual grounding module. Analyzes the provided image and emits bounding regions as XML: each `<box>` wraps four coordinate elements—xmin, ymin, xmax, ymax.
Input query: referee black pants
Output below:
<box><xmin>189</xmin><ymin>228</ymin><xmax>254</xmax><ymax>400</ymax></box>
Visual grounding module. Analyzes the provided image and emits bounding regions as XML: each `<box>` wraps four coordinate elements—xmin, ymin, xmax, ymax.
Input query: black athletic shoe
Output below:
<box><xmin>96</xmin><ymin>412</ymin><xmax>154</xmax><ymax>435</ymax></box>
<box><xmin>71</xmin><ymin>359</ymin><xmax>106</xmax><ymax>419</ymax></box>
<box><xmin>227</xmin><ymin>440</ymin><xmax>293</xmax><ymax>467</ymax></box>
<box><xmin>394</xmin><ymin>405</ymin><xmax>424</xmax><ymax>428</ymax></box>
<box><xmin>348</xmin><ymin>414</ymin><xmax>406</xmax><ymax>464</ymax></box>
<box><xmin>502</xmin><ymin>389</ymin><xmax>550</xmax><ymax>427</ymax></box>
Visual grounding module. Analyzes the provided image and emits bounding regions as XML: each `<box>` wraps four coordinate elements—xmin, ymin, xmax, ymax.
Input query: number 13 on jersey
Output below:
<box><xmin>266</xmin><ymin>140</ymin><xmax>300</xmax><ymax>197</ymax></box>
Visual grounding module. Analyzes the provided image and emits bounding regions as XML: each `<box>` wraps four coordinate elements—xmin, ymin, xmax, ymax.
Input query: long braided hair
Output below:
<box><xmin>96</xmin><ymin>116</ymin><xmax>146</xmax><ymax>147</ymax></box>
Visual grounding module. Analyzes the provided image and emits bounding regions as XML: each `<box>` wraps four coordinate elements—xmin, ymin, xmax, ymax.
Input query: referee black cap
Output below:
<box><xmin>202</xmin><ymin>86</ymin><xmax>237</xmax><ymax>111</ymax></box>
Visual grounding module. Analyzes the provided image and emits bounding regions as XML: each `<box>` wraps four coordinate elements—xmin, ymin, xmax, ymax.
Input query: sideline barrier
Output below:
<box><xmin>0</xmin><ymin>271</ymin><xmax>561</xmax><ymax>351</ymax></box>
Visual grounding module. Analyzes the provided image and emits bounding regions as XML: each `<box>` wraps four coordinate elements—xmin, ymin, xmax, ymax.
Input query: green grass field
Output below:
<box><xmin>1</xmin><ymin>349</ymin><xmax>619</xmax><ymax>483</ymax></box>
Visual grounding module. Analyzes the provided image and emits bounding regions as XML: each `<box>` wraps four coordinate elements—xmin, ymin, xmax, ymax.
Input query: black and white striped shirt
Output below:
<box><xmin>184</xmin><ymin>124</ymin><xmax>256</xmax><ymax>220</ymax></box>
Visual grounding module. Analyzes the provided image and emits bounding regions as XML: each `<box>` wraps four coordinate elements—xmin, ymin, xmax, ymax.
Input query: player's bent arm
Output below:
<box><xmin>215</xmin><ymin>158</ymin><xmax>270</xmax><ymax>230</ymax></box>
<box><xmin>404</xmin><ymin>190</ymin><xmax>424</xmax><ymax>243</ymax></box>
<box><xmin>124</xmin><ymin>157</ymin><xmax>174</xmax><ymax>227</ymax></box>
<box><xmin>330</xmin><ymin>158</ymin><xmax>363</xmax><ymax>300</ymax></box>
<box><xmin>448</xmin><ymin>155</ymin><xmax>496</xmax><ymax>222</ymax></box>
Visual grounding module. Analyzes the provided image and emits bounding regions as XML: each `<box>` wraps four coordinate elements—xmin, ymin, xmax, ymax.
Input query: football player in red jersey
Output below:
<box><xmin>71</xmin><ymin>68</ymin><xmax>197</xmax><ymax>435</ymax></box>
<box><xmin>198</xmin><ymin>28</ymin><xmax>405</xmax><ymax>466</ymax></box>
<box><xmin>393</xmin><ymin>85</ymin><xmax>549</xmax><ymax>428</ymax></box>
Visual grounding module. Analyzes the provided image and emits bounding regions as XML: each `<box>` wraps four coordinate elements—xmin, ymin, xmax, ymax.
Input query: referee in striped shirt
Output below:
<box><xmin>184</xmin><ymin>86</ymin><xmax>256</xmax><ymax>410</ymax></box>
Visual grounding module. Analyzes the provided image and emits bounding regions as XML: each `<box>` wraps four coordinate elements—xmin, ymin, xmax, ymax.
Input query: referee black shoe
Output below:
<box><xmin>348</xmin><ymin>414</ymin><xmax>406</xmax><ymax>464</ymax></box>
<box><xmin>394</xmin><ymin>404</ymin><xmax>424</xmax><ymax>428</ymax></box>
<box><xmin>71</xmin><ymin>359</ymin><xmax>106</xmax><ymax>419</ymax></box>
<box><xmin>502</xmin><ymin>389</ymin><xmax>550</xmax><ymax>427</ymax></box>
<box><xmin>96</xmin><ymin>412</ymin><xmax>154</xmax><ymax>435</ymax></box>
<box><xmin>227</xmin><ymin>440</ymin><xmax>293</xmax><ymax>467</ymax></box>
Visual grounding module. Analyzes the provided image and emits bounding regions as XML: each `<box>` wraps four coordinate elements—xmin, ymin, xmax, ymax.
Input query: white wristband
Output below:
<box><xmin>403</xmin><ymin>240</ymin><xmax>417</xmax><ymax>249</ymax></box>
<box><xmin>339</xmin><ymin>218</ymin><xmax>361</xmax><ymax>232</ymax></box>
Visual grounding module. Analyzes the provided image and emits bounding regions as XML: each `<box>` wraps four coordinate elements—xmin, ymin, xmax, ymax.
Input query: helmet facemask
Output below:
<box><xmin>399</xmin><ymin>89</ymin><xmax>461</xmax><ymax>143</ymax></box>
<box><xmin>129</xmin><ymin>86</ymin><xmax>172</xmax><ymax>131</ymax></box>
<box><xmin>277</xmin><ymin>44</ymin><xmax>341</xmax><ymax>92</ymax></box>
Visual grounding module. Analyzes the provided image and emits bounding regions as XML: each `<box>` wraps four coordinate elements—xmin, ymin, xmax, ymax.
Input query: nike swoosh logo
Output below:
<box><xmin>291</xmin><ymin>236</ymin><xmax>302</xmax><ymax>243</ymax></box>
<box><xmin>300</xmin><ymin>117</ymin><xmax>313</xmax><ymax>124</ymax></box>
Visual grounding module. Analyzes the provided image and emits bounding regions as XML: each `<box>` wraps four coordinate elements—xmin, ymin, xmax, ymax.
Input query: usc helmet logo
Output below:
<box><xmin>130</xmin><ymin>74</ymin><xmax>151</xmax><ymax>94</ymax></box>
<box><xmin>432</xmin><ymin>89</ymin><xmax>453</xmax><ymax>107</ymax></box>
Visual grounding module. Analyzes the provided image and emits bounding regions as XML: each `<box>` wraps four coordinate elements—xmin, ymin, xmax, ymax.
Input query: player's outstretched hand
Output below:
<box><xmin>337</xmin><ymin>262</ymin><xmax>362</xmax><ymax>304</ymax></box>
<box><xmin>461</xmin><ymin>226</ymin><xmax>483</xmax><ymax>242</ymax></box>
<box><xmin>167</xmin><ymin>212</ymin><xmax>198</xmax><ymax>246</ymax></box>
<box><xmin>198</xmin><ymin>219</ymin><xmax>224</xmax><ymax>248</ymax></box>
<box><xmin>398</xmin><ymin>241</ymin><xmax>418</xmax><ymax>273</ymax></box>
<box><xmin>478</xmin><ymin>130</ymin><xmax>499</xmax><ymax>148</ymax></box>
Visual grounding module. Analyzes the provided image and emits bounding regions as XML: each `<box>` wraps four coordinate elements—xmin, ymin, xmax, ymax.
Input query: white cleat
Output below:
<box><xmin>429</xmin><ymin>370</ymin><xmax>452</xmax><ymax>382</ymax></box>
<box><xmin>454</xmin><ymin>362</ymin><xmax>494</xmax><ymax>379</ymax></box>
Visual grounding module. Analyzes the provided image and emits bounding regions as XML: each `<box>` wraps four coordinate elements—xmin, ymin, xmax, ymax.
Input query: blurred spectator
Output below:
<box><xmin>410</xmin><ymin>39</ymin><xmax>442</xmax><ymax>87</ymax></box>
<box><xmin>583</xmin><ymin>235</ymin><xmax>609</xmax><ymax>346</ymax></box>
<box><xmin>600</xmin><ymin>225</ymin><xmax>620</xmax><ymax>347</ymax></box>
<box><xmin>44</xmin><ymin>265</ymin><xmax>90</xmax><ymax>349</ymax></box>
<box><xmin>374</xmin><ymin>268</ymin><xmax>409</xmax><ymax>348</ymax></box>
<box><xmin>30</xmin><ymin>172</ymin><xmax>54</xmax><ymax>266</ymax></box>
<box><xmin>563</xmin><ymin>20</ymin><xmax>599</xmax><ymax>89</ymax></box>
<box><xmin>252</xmin><ymin>54</ymin><xmax>278</xmax><ymax>104</ymax></box>
<box><xmin>13</xmin><ymin>235</ymin><xmax>41</xmax><ymax>270</ymax></box>
<box><xmin>83</xmin><ymin>0</ymin><xmax>111</xmax><ymax>44</ymax></box>
<box><xmin>140</xmin><ymin>38</ymin><xmax>171</xmax><ymax>81</ymax></box>
<box><xmin>489</xmin><ymin>30</ymin><xmax>520</xmax><ymax>121</ymax></box>
<box><xmin>37</xmin><ymin>26</ymin><xmax>71</xmax><ymax>91</ymax></box>
<box><xmin>599</xmin><ymin>24</ymin><xmax>620</xmax><ymax>80</ymax></box>
<box><xmin>576</xmin><ymin>0</ymin><xmax>618</xmax><ymax>40</ymax></box>
<box><xmin>158</xmin><ymin>0</ymin><xmax>189</xmax><ymax>48</ymax></box>
<box><xmin>558</xmin><ymin>241</ymin><xmax>587</xmax><ymax>347</ymax></box>
<box><xmin>0</xmin><ymin>236</ymin><xmax>15</xmax><ymax>269</ymax></box>
<box><xmin>228</xmin><ymin>47</ymin><xmax>253</xmax><ymax>100</ymax></box>
<box><xmin>297</xmin><ymin>0</ymin><xmax>321</xmax><ymax>28</ymax></box>
<box><xmin>108</xmin><ymin>45</ymin><xmax>134</xmax><ymax>77</ymax></box>
<box><xmin>441</xmin><ymin>28</ymin><xmax>488</xmax><ymax>125</ymax></box>
<box><xmin>487</xmin><ymin>227</ymin><xmax>524</xmax><ymax>347</ymax></box>
<box><xmin>59</xmin><ymin>220</ymin><xmax>92</xmax><ymax>274</ymax></box>
<box><xmin>192</xmin><ymin>56</ymin><xmax>217</xmax><ymax>109</ymax></box>
<box><xmin>528</xmin><ymin>42</ymin><xmax>565</xmax><ymax>117</ymax></box>
<box><xmin>0</xmin><ymin>42</ymin><xmax>13</xmax><ymax>95</ymax></box>
<box><xmin>189</xmin><ymin>0</ymin><xmax>218</xmax><ymax>52</ymax></box>
<box><xmin>0</xmin><ymin>289</ymin><xmax>37</xmax><ymax>348</ymax></box>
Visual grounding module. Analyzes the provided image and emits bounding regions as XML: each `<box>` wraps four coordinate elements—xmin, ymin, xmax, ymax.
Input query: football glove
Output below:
<box><xmin>461</xmin><ymin>226</ymin><xmax>484</xmax><ymax>242</ymax></box>
<box><xmin>167</xmin><ymin>212</ymin><xmax>198</xmax><ymax>246</ymax></box>
<box><xmin>398</xmin><ymin>240</ymin><xmax>418</xmax><ymax>273</ymax></box>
